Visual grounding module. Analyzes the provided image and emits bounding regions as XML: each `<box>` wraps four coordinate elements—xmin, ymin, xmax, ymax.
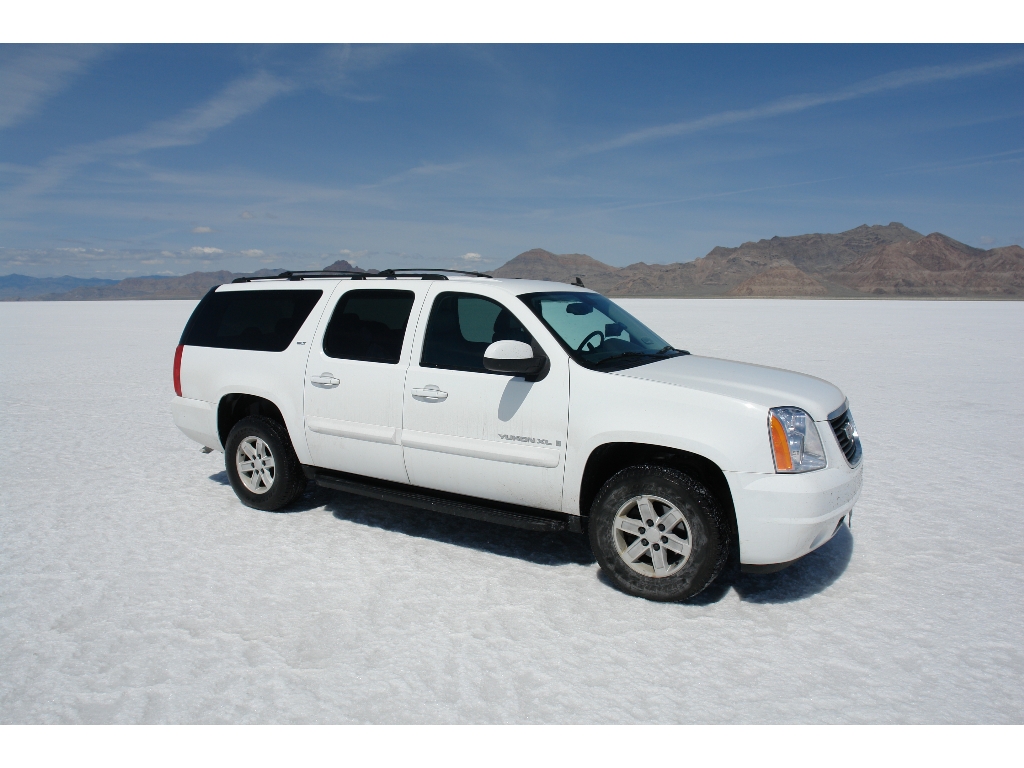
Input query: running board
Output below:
<box><xmin>306</xmin><ymin>467</ymin><xmax>582</xmax><ymax>534</ymax></box>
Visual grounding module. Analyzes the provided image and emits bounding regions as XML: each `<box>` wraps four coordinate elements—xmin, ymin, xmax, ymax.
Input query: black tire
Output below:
<box><xmin>224</xmin><ymin>416</ymin><xmax>305</xmax><ymax>511</ymax></box>
<box><xmin>588</xmin><ymin>465</ymin><xmax>730</xmax><ymax>602</ymax></box>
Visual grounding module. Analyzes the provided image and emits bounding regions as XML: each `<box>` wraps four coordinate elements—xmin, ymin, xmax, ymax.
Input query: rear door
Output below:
<box><xmin>303</xmin><ymin>283</ymin><xmax>427</xmax><ymax>483</ymax></box>
<box><xmin>401</xmin><ymin>286</ymin><xmax>569</xmax><ymax>511</ymax></box>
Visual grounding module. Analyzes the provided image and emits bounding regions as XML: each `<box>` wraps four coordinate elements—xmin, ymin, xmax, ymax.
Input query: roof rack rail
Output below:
<box><xmin>233</xmin><ymin>270</ymin><xmax>370</xmax><ymax>283</ymax></box>
<box><xmin>232</xmin><ymin>267</ymin><xmax>492</xmax><ymax>283</ymax></box>
<box><xmin>376</xmin><ymin>268</ymin><xmax>492</xmax><ymax>278</ymax></box>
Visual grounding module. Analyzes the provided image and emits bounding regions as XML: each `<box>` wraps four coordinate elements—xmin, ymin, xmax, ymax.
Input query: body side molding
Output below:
<box><xmin>306</xmin><ymin>416</ymin><xmax>399</xmax><ymax>445</ymax></box>
<box><xmin>401</xmin><ymin>429</ymin><xmax>561</xmax><ymax>467</ymax></box>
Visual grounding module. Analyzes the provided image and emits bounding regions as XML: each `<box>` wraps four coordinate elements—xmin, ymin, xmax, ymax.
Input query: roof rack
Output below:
<box><xmin>376</xmin><ymin>268</ymin><xmax>491</xmax><ymax>278</ymax></box>
<box><xmin>232</xmin><ymin>270</ymin><xmax>365</xmax><ymax>283</ymax></box>
<box><xmin>232</xmin><ymin>267</ymin><xmax>492</xmax><ymax>283</ymax></box>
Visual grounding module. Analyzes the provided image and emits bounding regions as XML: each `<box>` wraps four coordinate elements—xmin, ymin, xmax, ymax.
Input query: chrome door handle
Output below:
<box><xmin>310</xmin><ymin>373</ymin><xmax>340</xmax><ymax>387</ymax></box>
<box><xmin>411</xmin><ymin>385</ymin><xmax>448</xmax><ymax>401</ymax></box>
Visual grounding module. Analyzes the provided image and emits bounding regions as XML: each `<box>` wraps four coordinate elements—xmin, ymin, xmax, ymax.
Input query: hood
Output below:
<box><xmin>613</xmin><ymin>355</ymin><xmax>845</xmax><ymax>421</ymax></box>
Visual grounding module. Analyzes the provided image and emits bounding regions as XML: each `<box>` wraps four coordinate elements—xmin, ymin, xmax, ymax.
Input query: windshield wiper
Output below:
<box><xmin>651</xmin><ymin>345</ymin><xmax>690</xmax><ymax>356</ymax></box>
<box><xmin>593</xmin><ymin>347</ymin><xmax>680</xmax><ymax>367</ymax></box>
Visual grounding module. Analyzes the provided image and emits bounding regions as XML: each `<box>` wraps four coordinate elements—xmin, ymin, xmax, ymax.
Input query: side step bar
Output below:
<box><xmin>305</xmin><ymin>466</ymin><xmax>583</xmax><ymax>534</ymax></box>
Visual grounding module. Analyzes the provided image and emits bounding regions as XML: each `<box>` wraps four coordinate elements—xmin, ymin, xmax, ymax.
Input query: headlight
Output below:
<box><xmin>769</xmin><ymin>407</ymin><xmax>827</xmax><ymax>473</ymax></box>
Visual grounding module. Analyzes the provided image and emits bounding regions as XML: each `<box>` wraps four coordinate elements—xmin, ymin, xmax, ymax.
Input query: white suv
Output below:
<box><xmin>172</xmin><ymin>269</ymin><xmax>862</xmax><ymax>601</ymax></box>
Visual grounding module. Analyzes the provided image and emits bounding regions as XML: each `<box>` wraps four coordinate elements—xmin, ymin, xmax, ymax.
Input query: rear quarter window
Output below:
<box><xmin>181</xmin><ymin>289</ymin><xmax>323</xmax><ymax>352</ymax></box>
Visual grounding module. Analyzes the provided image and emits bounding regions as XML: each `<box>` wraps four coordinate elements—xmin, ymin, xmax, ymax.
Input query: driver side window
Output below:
<box><xmin>420</xmin><ymin>292</ymin><xmax>533</xmax><ymax>373</ymax></box>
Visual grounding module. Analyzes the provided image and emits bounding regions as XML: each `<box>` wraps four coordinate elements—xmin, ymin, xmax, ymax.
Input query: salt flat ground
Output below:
<box><xmin>1</xmin><ymin>298</ymin><xmax>1022</xmax><ymax>724</ymax></box>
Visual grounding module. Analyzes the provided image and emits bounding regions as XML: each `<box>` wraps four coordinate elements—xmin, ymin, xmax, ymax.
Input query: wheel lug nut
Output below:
<box><xmin>641</xmin><ymin>538</ymin><xmax>649</xmax><ymax>546</ymax></box>
<box><xmin>653</xmin><ymin>543</ymin><xmax>661</xmax><ymax>551</ymax></box>
<box><xmin>661</xmin><ymin>536</ymin><xmax>668</xmax><ymax>544</ymax></box>
<box><xmin>646</xmin><ymin>519</ymin><xmax>654</xmax><ymax>526</ymax></box>
<box><xmin>638</xmin><ymin>527</ymin><xmax>646</xmax><ymax>534</ymax></box>
<box><xmin>657</xmin><ymin>524</ymin><xmax>665</xmax><ymax>532</ymax></box>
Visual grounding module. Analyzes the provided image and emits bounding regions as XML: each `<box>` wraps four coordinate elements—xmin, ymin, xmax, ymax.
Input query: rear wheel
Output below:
<box><xmin>224</xmin><ymin>416</ymin><xmax>305</xmax><ymax>511</ymax></box>
<box><xmin>588</xmin><ymin>465</ymin><xmax>729</xmax><ymax>601</ymax></box>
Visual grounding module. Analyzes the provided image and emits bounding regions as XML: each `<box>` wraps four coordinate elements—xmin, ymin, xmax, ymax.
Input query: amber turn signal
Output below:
<box><xmin>769</xmin><ymin>413</ymin><xmax>793</xmax><ymax>471</ymax></box>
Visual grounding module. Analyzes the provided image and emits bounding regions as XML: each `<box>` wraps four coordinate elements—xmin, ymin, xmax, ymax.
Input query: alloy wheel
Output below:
<box><xmin>612</xmin><ymin>494</ymin><xmax>692</xmax><ymax>577</ymax></box>
<box><xmin>236</xmin><ymin>436</ymin><xmax>275</xmax><ymax>494</ymax></box>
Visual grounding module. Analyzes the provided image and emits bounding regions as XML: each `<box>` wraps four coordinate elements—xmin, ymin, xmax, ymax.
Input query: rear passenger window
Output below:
<box><xmin>323</xmin><ymin>289</ymin><xmax>415</xmax><ymax>364</ymax></box>
<box><xmin>181</xmin><ymin>289</ymin><xmax>323</xmax><ymax>352</ymax></box>
<box><xmin>420</xmin><ymin>292</ymin><xmax>533</xmax><ymax>373</ymax></box>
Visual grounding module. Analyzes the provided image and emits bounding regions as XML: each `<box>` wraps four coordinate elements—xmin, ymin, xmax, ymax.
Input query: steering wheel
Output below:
<box><xmin>577</xmin><ymin>330</ymin><xmax>604</xmax><ymax>352</ymax></box>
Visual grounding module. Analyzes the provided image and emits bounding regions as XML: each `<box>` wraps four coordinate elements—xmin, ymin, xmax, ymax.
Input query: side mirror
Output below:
<box><xmin>483</xmin><ymin>340</ymin><xmax>546</xmax><ymax>376</ymax></box>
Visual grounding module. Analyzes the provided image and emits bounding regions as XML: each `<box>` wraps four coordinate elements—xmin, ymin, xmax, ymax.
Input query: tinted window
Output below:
<box><xmin>323</xmin><ymin>289</ymin><xmax>415</xmax><ymax>364</ymax></box>
<box><xmin>420</xmin><ymin>292</ymin><xmax>532</xmax><ymax>373</ymax></box>
<box><xmin>181</xmin><ymin>289</ymin><xmax>323</xmax><ymax>352</ymax></box>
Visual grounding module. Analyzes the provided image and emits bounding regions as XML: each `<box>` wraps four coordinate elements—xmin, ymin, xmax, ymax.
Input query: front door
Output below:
<box><xmin>304</xmin><ymin>285</ymin><xmax>424</xmax><ymax>483</ymax></box>
<box><xmin>402</xmin><ymin>288</ymin><xmax>569</xmax><ymax>511</ymax></box>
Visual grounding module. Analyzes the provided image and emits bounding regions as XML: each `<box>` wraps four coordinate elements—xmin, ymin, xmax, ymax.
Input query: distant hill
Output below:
<box><xmin>3</xmin><ymin>261</ymin><xmax>375</xmax><ymax>301</ymax></box>
<box><xmin>322</xmin><ymin>259</ymin><xmax>373</xmax><ymax>273</ymax></box>
<box><xmin>491</xmin><ymin>248</ymin><xmax>619</xmax><ymax>283</ymax></box>
<box><xmin>5</xmin><ymin>268</ymin><xmax>285</xmax><ymax>301</ymax></box>
<box><xmin>708</xmin><ymin>222</ymin><xmax>924</xmax><ymax>275</ymax></box>
<box><xmin>583</xmin><ymin>222</ymin><xmax>926</xmax><ymax>296</ymax></box>
<box><xmin>8</xmin><ymin>224</ymin><xmax>1022</xmax><ymax>300</ymax></box>
<box><xmin>833</xmin><ymin>233</ymin><xmax>1024</xmax><ymax>297</ymax></box>
<box><xmin>490</xmin><ymin>224</ymin><xmax>1024</xmax><ymax>298</ymax></box>
<box><xmin>0</xmin><ymin>274</ymin><xmax>118</xmax><ymax>299</ymax></box>
<box><xmin>728</xmin><ymin>265</ymin><xmax>829</xmax><ymax>297</ymax></box>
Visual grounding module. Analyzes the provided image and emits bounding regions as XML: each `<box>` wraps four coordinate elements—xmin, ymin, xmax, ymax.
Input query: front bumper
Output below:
<box><xmin>726</xmin><ymin>457</ymin><xmax>862</xmax><ymax>566</ymax></box>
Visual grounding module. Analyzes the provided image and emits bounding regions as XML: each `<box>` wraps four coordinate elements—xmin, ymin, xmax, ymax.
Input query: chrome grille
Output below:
<box><xmin>829</xmin><ymin>406</ymin><xmax>863</xmax><ymax>466</ymax></box>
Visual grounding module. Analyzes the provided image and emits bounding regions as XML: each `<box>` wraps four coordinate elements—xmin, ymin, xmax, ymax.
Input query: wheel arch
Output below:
<box><xmin>578</xmin><ymin>442</ymin><xmax>738</xmax><ymax>551</ymax></box>
<box><xmin>218</xmin><ymin>393</ymin><xmax>288</xmax><ymax>448</ymax></box>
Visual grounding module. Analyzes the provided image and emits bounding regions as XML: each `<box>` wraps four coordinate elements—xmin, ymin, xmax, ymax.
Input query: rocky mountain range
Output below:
<box><xmin>0</xmin><ymin>274</ymin><xmax>118</xmax><ymax>300</ymax></box>
<box><xmin>493</xmin><ymin>223</ymin><xmax>1024</xmax><ymax>298</ymax></box>
<box><xmin>4</xmin><ymin>224</ymin><xmax>1021</xmax><ymax>300</ymax></box>
<box><xmin>3</xmin><ymin>268</ymin><xmax>287</xmax><ymax>301</ymax></box>
<box><xmin>833</xmin><ymin>233</ymin><xmax>1024</xmax><ymax>297</ymax></box>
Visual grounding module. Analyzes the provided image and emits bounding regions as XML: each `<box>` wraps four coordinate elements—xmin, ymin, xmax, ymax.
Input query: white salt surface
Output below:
<box><xmin>1</xmin><ymin>298</ymin><xmax>1022</xmax><ymax>723</ymax></box>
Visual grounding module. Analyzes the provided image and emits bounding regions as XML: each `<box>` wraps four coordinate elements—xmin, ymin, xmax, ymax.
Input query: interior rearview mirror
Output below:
<box><xmin>483</xmin><ymin>340</ymin><xmax>546</xmax><ymax>377</ymax></box>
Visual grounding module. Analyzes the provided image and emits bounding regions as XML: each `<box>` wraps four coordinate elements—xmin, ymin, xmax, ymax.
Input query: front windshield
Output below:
<box><xmin>519</xmin><ymin>291</ymin><xmax>684</xmax><ymax>369</ymax></box>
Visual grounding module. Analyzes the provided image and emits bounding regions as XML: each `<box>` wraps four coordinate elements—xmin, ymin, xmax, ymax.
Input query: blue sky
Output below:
<box><xmin>1</xmin><ymin>44</ymin><xmax>1022</xmax><ymax>277</ymax></box>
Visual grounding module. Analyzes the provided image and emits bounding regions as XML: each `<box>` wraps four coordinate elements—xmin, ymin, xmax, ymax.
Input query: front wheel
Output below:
<box><xmin>588</xmin><ymin>465</ymin><xmax>730</xmax><ymax>601</ymax></box>
<box><xmin>224</xmin><ymin>416</ymin><xmax>305</xmax><ymax>511</ymax></box>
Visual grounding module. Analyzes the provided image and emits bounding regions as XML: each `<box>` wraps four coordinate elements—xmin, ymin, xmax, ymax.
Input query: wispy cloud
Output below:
<box><xmin>368</xmin><ymin>161</ymin><xmax>466</xmax><ymax>189</ymax></box>
<box><xmin>593</xmin><ymin>147</ymin><xmax>1024</xmax><ymax>215</ymax></box>
<box><xmin>19</xmin><ymin>71</ymin><xmax>294</xmax><ymax>197</ymax></box>
<box><xmin>191</xmin><ymin>226</ymin><xmax>213</xmax><ymax>233</ymax></box>
<box><xmin>882</xmin><ymin>147</ymin><xmax>1024</xmax><ymax>177</ymax></box>
<box><xmin>310</xmin><ymin>45</ymin><xmax>409</xmax><ymax>90</ymax></box>
<box><xmin>409</xmin><ymin>162</ymin><xmax>465</xmax><ymax>176</ymax></box>
<box><xmin>579</xmin><ymin>51</ymin><xmax>1024</xmax><ymax>155</ymax></box>
<box><xmin>0</xmin><ymin>45</ymin><xmax>106</xmax><ymax>130</ymax></box>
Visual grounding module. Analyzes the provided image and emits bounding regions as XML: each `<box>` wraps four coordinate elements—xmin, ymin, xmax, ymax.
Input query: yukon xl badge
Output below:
<box><xmin>499</xmin><ymin>434</ymin><xmax>562</xmax><ymax>447</ymax></box>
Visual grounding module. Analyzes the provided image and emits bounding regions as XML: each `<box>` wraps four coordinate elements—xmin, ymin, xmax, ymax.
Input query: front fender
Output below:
<box><xmin>564</xmin><ymin>362</ymin><xmax>772</xmax><ymax>515</ymax></box>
